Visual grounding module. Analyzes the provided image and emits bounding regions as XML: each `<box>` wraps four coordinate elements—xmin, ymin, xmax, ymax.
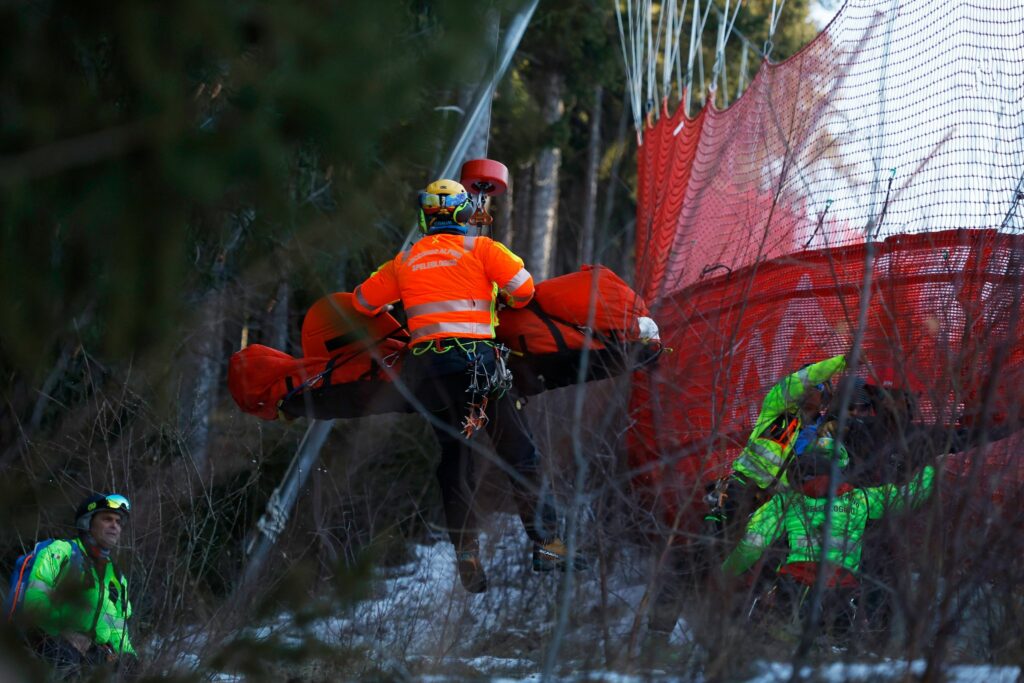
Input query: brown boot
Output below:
<box><xmin>456</xmin><ymin>547</ymin><xmax>488</xmax><ymax>593</ymax></box>
<box><xmin>532</xmin><ymin>537</ymin><xmax>589</xmax><ymax>572</ymax></box>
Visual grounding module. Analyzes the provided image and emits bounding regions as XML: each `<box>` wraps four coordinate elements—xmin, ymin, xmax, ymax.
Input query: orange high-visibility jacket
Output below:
<box><xmin>352</xmin><ymin>233</ymin><xmax>535</xmax><ymax>344</ymax></box>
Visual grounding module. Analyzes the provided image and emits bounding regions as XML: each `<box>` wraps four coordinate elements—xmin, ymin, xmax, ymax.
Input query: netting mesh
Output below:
<box><xmin>629</xmin><ymin>0</ymin><xmax>1024</xmax><ymax>519</ymax></box>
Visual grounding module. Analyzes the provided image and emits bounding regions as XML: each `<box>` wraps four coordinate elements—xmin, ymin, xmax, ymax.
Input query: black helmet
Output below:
<box><xmin>836</xmin><ymin>376</ymin><xmax>871</xmax><ymax>411</ymax></box>
<box><xmin>792</xmin><ymin>437</ymin><xmax>850</xmax><ymax>484</ymax></box>
<box><xmin>75</xmin><ymin>493</ymin><xmax>131</xmax><ymax>531</ymax></box>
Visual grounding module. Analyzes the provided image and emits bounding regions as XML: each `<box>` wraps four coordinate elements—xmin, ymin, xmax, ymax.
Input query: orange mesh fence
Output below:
<box><xmin>628</xmin><ymin>0</ymin><xmax>1024</xmax><ymax>524</ymax></box>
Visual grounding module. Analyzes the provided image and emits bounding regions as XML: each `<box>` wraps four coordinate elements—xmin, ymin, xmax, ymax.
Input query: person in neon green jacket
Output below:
<box><xmin>732</xmin><ymin>354</ymin><xmax>851</xmax><ymax>489</ymax></box>
<box><xmin>705</xmin><ymin>353</ymin><xmax>853</xmax><ymax>533</ymax></box>
<box><xmin>722</xmin><ymin>440</ymin><xmax>935</xmax><ymax>630</ymax></box>
<box><xmin>20</xmin><ymin>493</ymin><xmax>135</xmax><ymax>678</ymax></box>
<box><xmin>652</xmin><ymin>354</ymin><xmax>854</xmax><ymax>650</ymax></box>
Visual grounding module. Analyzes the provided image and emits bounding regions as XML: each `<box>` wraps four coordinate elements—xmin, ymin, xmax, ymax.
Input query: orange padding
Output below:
<box><xmin>227</xmin><ymin>339</ymin><xmax>405</xmax><ymax>421</ymax></box>
<box><xmin>301</xmin><ymin>292</ymin><xmax>408</xmax><ymax>359</ymax></box>
<box><xmin>496</xmin><ymin>265</ymin><xmax>650</xmax><ymax>355</ymax></box>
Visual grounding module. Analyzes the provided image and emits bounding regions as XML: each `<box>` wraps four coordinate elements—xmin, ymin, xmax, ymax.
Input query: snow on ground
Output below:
<box><xmin>303</xmin><ymin>515</ymin><xmax>1023</xmax><ymax>680</ymax></box>
<box><xmin>304</xmin><ymin>513</ymin><xmax>657</xmax><ymax>677</ymax></box>
<box><xmin>174</xmin><ymin>513</ymin><xmax>1023</xmax><ymax>681</ymax></box>
<box><xmin>745</xmin><ymin>660</ymin><xmax>1021</xmax><ymax>683</ymax></box>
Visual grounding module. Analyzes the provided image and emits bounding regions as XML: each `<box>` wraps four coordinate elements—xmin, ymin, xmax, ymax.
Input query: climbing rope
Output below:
<box><xmin>764</xmin><ymin>0</ymin><xmax>789</xmax><ymax>57</ymax></box>
<box><xmin>614</xmin><ymin>0</ymin><xmax>651</xmax><ymax>136</ymax></box>
<box><xmin>661</xmin><ymin>0</ymin><xmax>690</xmax><ymax>112</ymax></box>
<box><xmin>685</xmin><ymin>0</ymin><xmax>713</xmax><ymax>115</ymax></box>
<box><xmin>615</xmin><ymin>0</ymin><xmax>788</xmax><ymax>124</ymax></box>
<box><xmin>711</xmin><ymin>0</ymin><xmax>743</xmax><ymax>105</ymax></box>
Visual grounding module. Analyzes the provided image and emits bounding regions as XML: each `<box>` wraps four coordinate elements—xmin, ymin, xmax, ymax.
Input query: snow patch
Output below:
<box><xmin>747</xmin><ymin>659</ymin><xmax>1021</xmax><ymax>683</ymax></box>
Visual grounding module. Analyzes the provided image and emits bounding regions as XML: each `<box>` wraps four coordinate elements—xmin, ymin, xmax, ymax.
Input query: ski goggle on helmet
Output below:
<box><xmin>75</xmin><ymin>493</ymin><xmax>131</xmax><ymax>530</ymax></box>
<box><xmin>417</xmin><ymin>179</ymin><xmax>473</xmax><ymax>232</ymax></box>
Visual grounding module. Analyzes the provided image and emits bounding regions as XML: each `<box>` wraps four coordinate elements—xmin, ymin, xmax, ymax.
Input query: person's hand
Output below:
<box><xmin>847</xmin><ymin>346</ymin><xmax>869</xmax><ymax>367</ymax></box>
<box><xmin>83</xmin><ymin>643</ymin><xmax>117</xmax><ymax>667</ymax></box>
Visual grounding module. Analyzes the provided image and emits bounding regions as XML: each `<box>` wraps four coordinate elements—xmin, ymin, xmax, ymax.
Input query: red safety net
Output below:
<box><xmin>629</xmin><ymin>0</ymin><xmax>1024</xmax><ymax>527</ymax></box>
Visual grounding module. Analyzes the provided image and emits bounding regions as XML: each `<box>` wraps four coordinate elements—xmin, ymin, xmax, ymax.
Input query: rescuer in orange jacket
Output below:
<box><xmin>352</xmin><ymin>178</ymin><xmax>580</xmax><ymax>593</ymax></box>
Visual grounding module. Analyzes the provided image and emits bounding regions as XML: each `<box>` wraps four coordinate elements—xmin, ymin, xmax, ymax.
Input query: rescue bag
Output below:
<box><xmin>4</xmin><ymin>539</ymin><xmax>83</xmax><ymax>623</ymax></box>
<box><xmin>534</xmin><ymin>264</ymin><xmax>648</xmax><ymax>333</ymax></box>
<box><xmin>300</xmin><ymin>292</ymin><xmax>408</xmax><ymax>358</ymax></box>
<box><xmin>227</xmin><ymin>293</ymin><xmax>410</xmax><ymax>421</ymax></box>
<box><xmin>495</xmin><ymin>265</ymin><xmax>657</xmax><ymax>393</ymax></box>
<box><xmin>228</xmin><ymin>345</ymin><xmax>338</xmax><ymax>421</ymax></box>
<box><xmin>228</xmin><ymin>266</ymin><xmax>658</xmax><ymax>417</ymax></box>
<box><xmin>495</xmin><ymin>265</ymin><xmax>649</xmax><ymax>355</ymax></box>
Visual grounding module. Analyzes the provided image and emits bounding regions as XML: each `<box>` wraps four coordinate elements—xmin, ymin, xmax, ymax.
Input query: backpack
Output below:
<box><xmin>4</xmin><ymin>539</ymin><xmax>84</xmax><ymax>623</ymax></box>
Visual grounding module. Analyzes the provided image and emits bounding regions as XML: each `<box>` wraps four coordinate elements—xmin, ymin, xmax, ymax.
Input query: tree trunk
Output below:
<box><xmin>513</xmin><ymin>162</ymin><xmax>533</xmax><ymax>257</ymax></box>
<box><xmin>496</xmin><ymin>172</ymin><xmax>514</xmax><ymax>245</ymax></box>
<box><xmin>526</xmin><ymin>72</ymin><xmax>564</xmax><ymax>282</ymax></box>
<box><xmin>179</xmin><ymin>288</ymin><xmax>223</xmax><ymax>476</ymax></box>
<box><xmin>265</xmin><ymin>279</ymin><xmax>290</xmax><ymax>352</ymax></box>
<box><xmin>579</xmin><ymin>85</ymin><xmax>603</xmax><ymax>266</ymax></box>
<box><xmin>179</xmin><ymin>211</ymin><xmax>248</xmax><ymax>475</ymax></box>
<box><xmin>620</xmin><ymin>217</ymin><xmax>636</xmax><ymax>285</ymax></box>
<box><xmin>600</xmin><ymin>105</ymin><xmax>631</xmax><ymax>280</ymax></box>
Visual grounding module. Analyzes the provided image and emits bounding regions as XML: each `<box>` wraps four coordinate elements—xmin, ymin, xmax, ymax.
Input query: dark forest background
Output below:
<box><xmin>0</xmin><ymin>1</ymin><xmax>828</xmax><ymax>680</ymax></box>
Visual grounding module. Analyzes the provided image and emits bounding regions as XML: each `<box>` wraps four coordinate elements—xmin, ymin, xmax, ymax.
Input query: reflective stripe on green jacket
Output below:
<box><xmin>723</xmin><ymin>465</ymin><xmax>935</xmax><ymax>577</ymax></box>
<box><xmin>733</xmin><ymin>354</ymin><xmax>847</xmax><ymax>488</ymax></box>
<box><xmin>22</xmin><ymin>538</ymin><xmax>134</xmax><ymax>654</ymax></box>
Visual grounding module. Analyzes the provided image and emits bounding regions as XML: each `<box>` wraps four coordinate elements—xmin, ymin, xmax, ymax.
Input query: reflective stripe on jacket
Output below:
<box><xmin>22</xmin><ymin>538</ymin><xmax>134</xmax><ymax>654</ymax></box>
<box><xmin>722</xmin><ymin>465</ymin><xmax>935</xmax><ymax>578</ymax></box>
<box><xmin>733</xmin><ymin>354</ymin><xmax>847</xmax><ymax>488</ymax></box>
<box><xmin>352</xmin><ymin>233</ymin><xmax>534</xmax><ymax>343</ymax></box>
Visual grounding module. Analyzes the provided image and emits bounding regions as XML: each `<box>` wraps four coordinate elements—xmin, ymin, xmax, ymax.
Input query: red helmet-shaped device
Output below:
<box><xmin>459</xmin><ymin>158</ymin><xmax>509</xmax><ymax>227</ymax></box>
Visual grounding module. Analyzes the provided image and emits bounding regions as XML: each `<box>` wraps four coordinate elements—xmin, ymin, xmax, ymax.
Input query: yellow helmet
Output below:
<box><xmin>424</xmin><ymin>178</ymin><xmax>468</xmax><ymax>197</ymax></box>
<box><xmin>418</xmin><ymin>178</ymin><xmax>473</xmax><ymax>233</ymax></box>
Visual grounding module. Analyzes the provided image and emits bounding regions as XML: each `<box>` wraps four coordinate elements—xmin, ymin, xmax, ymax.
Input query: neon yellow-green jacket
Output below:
<box><xmin>723</xmin><ymin>466</ymin><xmax>935</xmax><ymax>578</ymax></box>
<box><xmin>22</xmin><ymin>538</ymin><xmax>134</xmax><ymax>655</ymax></box>
<box><xmin>732</xmin><ymin>354</ymin><xmax>847</xmax><ymax>488</ymax></box>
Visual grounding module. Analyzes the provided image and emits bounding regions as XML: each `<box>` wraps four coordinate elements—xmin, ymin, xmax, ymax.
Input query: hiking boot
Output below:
<box><xmin>456</xmin><ymin>549</ymin><xmax>488</xmax><ymax>593</ymax></box>
<box><xmin>532</xmin><ymin>537</ymin><xmax>588</xmax><ymax>572</ymax></box>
